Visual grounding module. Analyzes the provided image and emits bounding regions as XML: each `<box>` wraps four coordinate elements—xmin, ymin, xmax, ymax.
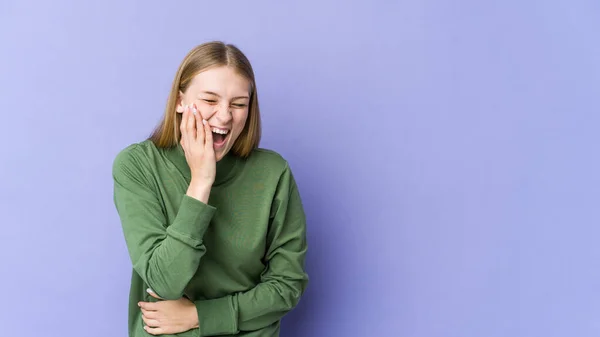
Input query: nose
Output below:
<box><xmin>210</xmin><ymin>103</ymin><xmax>232</xmax><ymax>124</ymax></box>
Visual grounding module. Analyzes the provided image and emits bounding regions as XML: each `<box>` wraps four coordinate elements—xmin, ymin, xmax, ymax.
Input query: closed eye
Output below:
<box><xmin>232</xmin><ymin>104</ymin><xmax>247</xmax><ymax>108</ymax></box>
<box><xmin>203</xmin><ymin>99</ymin><xmax>217</xmax><ymax>104</ymax></box>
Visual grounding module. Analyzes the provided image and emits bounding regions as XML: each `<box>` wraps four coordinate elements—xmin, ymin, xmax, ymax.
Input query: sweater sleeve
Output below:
<box><xmin>112</xmin><ymin>146</ymin><xmax>216</xmax><ymax>300</ymax></box>
<box><xmin>193</xmin><ymin>163</ymin><xmax>309</xmax><ymax>336</ymax></box>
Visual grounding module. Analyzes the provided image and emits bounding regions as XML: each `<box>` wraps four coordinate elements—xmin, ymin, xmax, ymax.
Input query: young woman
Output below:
<box><xmin>112</xmin><ymin>41</ymin><xmax>309</xmax><ymax>337</ymax></box>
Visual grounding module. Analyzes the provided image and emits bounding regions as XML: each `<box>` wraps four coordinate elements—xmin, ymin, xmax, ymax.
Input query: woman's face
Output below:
<box><xmin>177</xmin><ymin>66</ymin><xmax>251</xmax><ymax>161</ymax></box>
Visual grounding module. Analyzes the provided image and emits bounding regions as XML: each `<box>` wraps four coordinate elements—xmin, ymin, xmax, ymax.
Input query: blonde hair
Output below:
<box><xmin>149</xmin><ymin>41</ymin><xmax>261</xmax><ymax>158</ymax></box>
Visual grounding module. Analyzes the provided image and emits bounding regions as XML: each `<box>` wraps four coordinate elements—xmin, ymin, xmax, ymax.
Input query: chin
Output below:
<box><xmin>215</xmin><ymin>149</ymin><xmax>228</xmax><ymax>162</ymax></box>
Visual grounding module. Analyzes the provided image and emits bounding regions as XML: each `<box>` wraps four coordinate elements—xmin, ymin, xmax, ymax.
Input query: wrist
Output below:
<box><xmin>189</xmin><ymin>303</ymin><xmax>199</xmax><ymax>329</ymax></box>
<box><xmin>186</xmin><ymin>179</ymin><xmax>212</xmax><ymax>203</ymax></box>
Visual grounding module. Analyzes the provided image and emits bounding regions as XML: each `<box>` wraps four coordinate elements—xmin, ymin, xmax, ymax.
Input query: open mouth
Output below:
<box><xmin>211</xmin><ymin>127</ymin><xmax>229</xmax><ymax>147</ymax></box>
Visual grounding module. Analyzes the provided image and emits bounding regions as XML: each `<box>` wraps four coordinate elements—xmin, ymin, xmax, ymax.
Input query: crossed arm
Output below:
<box><xmin>113</xmin><ymin>151</ymin><xmax>309</xmax><ymax>335</ymax></box>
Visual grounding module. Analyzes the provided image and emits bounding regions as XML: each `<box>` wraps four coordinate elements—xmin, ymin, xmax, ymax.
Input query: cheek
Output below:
<box><xmin>197</xmin><ymin>101</ymin><xmax>216</xmax><ymax>118</ymax></box>
<box><xmin>233</xmin><ymin>110</ymin><xmax>249</xmax><ymax>134</ymax></box>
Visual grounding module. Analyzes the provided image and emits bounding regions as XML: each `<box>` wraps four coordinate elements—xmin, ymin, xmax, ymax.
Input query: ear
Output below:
<box><xmin>176</xmin><ymin>91</ymin><xmax>185</xmax><ymax>113</ymax></box>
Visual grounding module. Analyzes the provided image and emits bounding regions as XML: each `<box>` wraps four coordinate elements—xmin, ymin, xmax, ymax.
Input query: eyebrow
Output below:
<box><xmin>200</xmin><ymin>91</ymin><xmax>249</xmax><ymax>100</ymax></box>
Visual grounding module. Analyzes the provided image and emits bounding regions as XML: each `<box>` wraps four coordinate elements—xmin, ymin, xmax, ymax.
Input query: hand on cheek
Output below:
<box><xmin>178</xmin><ymin>104</ymin><xmax>216</xmax><ymax>203</ymax></box>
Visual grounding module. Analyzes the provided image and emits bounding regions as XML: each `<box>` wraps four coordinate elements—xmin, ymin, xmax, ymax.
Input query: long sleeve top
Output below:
<box><xmin>112</xmin><ymin>140</ymin><xmax>309</xmax><ymax>337</ymax></box>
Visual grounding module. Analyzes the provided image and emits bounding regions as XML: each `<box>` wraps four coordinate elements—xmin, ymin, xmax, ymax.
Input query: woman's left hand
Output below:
<box><xmin>138</xmin><ymin>289</ymin><xmax>199</xmax><ymax>335</ymax></box>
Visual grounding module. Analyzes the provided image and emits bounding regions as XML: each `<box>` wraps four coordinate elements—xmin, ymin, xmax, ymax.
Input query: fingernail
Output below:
<box><xmin>146</xmin><ymin>288</ymin><xmax>154</xmax><ymax>294</ymax></box>
<box><xmin>202</xmin><ymin>119</ymin><xmax>207</xmax><ymax>125</ymax></box>
<box><xmin>138</xmin><ymin>302</ymin><xmax>141</xmax><ymax>307</ymax></box>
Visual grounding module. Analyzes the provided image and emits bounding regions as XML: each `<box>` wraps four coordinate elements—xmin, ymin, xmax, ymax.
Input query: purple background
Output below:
<box><xmin>1</xmin><ymin>1</ymin><xmax>599</xmax><ymax>336</ymax></box>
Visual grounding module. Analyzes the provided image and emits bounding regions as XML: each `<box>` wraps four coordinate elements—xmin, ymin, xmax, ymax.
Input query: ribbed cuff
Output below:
<box><xmin>196</xmin><ymin>296</ymin><xmax>238</xmax><ymax>336</ymax></box>
<box><xmin>166</xmin><ymin>195</ymin><xmax>216</xmax><ymax>248</ymax></box>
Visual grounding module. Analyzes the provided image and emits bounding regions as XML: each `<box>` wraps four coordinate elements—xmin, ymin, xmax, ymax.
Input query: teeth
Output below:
<box><xmin>211</xmin><ymin>128</ymin><xmax>228</xmax><ymax>135</ymax></box>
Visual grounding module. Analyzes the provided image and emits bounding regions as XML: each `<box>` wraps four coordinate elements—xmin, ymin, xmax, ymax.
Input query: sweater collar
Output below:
<box><xmin>166</xmin><ymin>144</ymin><xmax>239</xmax><ymax>186</ymax></box>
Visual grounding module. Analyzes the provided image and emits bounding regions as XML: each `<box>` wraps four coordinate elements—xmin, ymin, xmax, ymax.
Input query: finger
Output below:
<box><xmin>203</xmin><ymin>118</ymin><xmax>213</xmax><ymax>149</ymax></box>
<box><xmin>186</xmin><ymin>104</ymin><xmax>196</xmax><ymax>141</ymax></box>
<box><xmin>144</xmin><ymin>325</ymin><xmax>163</xmax><ymax>335</ymax></box>
<box><xmin>141</xmin><ymin>315</ymin><xmax>160</xmax><ymax>328</ymax></box>
<box><xmin>138</xmin><ymin>301</ymin><xmax>158</xmax><ymax>311</ymax></box>
<box><xmin>180</xmin><ymin>105</ymin><xmax>189</xmax><ymax>148</ymax></box>
<box><xmin>141</xmin><ymin>308</ymin><xmax>157</xmax><ymax>318</ymax></box>
<box><xmin>146</xmin><ymin>288</ymin><xmax>163</xmax><ymax>300</ymax></box>
<box><xmin>193</xmin><ymin>104</ymin><xmax>205</xmax><ymax>144</ymax></box>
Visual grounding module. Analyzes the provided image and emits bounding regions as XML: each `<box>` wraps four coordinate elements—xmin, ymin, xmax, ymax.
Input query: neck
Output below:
<box><xmin>214</xmin><ymin>151</ymin><xmax>238</xmax><ymax>185</ymax></box>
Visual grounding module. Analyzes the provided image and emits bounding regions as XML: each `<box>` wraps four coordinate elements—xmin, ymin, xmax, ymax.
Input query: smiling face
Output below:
<box><xmin>149</xmin><ymin>42</ymin><xmax>261</xmax><ymax>158</ymax></box>
<box><xmin>176</xmin><ymin>66</ymin><xmax>251</xmax><ymax>161</ymax></box>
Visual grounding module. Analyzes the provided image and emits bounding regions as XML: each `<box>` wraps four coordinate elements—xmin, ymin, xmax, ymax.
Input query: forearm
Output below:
<box><xmin>194</xmin><ymin>228</ymin><xmax>308</xmax><ymax>336</ymax></box>
<box><xmin>139</xmin><ymin>231</ymin><xmax>206</xmax><ymax>300</ymax></box>
<box><xmin>114</xmin><ymin>147</ymin><xmax>217</xmax><ymax>300</ymax></box>
<box><xmin>193</xmin><ymin>276</ymin><xmax>307</xmax><ymax>336</ymax></box>
<box><xmin>120</xmin><ymin>193</ymin><xmax>216</xmax><ymax>300</ymax></box>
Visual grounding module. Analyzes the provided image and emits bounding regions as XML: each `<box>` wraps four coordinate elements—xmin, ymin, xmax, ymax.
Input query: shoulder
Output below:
<box><xmin>244</xmin><ymin>149</ymin><xmax>303</xmax><ymax>200</ymax></box>
<box><xmin>241</xmin><ymin>148</ymin><xmax>300</xmax><ymax>190</ymax></box>
<box><xmin>245</xmin><ymin>148</ymin><xmax>291</xmax><ymax>174</ymax></box>
<box><xmin>112</xmin><ymin>140</ymin><xmax>159</xmax><ymax>178</ymax></box>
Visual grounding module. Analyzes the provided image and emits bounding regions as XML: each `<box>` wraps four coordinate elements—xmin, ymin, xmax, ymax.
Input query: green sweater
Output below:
<box><xmin>112</xmin><ymin>140</ymin><xmax>309</xmax><ymax>337</ymax></box>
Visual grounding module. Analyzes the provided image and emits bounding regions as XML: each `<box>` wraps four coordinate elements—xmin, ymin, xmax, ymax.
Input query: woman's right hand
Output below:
<box><xmin>180</xmin><ymin>104</ymin><xmax>215</xmax><ymax>203</ymax></box>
